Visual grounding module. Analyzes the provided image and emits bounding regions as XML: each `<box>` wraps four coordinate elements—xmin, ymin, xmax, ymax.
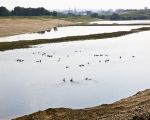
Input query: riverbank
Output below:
<box><xmin>0</xmin><ymin>26</ymin><xmax>150</xmax><ymax>51</ymax></box>
<box><xmin>0</xmin><ymin>17</ymin><xmax>73</xmax><ymax>37</ymax></box>
<box><xmin>13</xmin><ymin>89</ymin><xmax>150</xmax><ymax>120</ymax></box>
<box><xmin>0</xmin><ymin>16</ymin><xmax>99</xmax><ymax>37</ymax></box>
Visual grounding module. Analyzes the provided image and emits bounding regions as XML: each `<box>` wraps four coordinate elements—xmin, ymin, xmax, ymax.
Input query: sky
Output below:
<box><xmin>0</xmin><ymin>0</ymin><xmax>150</xmax><ymax>10</ymax></box>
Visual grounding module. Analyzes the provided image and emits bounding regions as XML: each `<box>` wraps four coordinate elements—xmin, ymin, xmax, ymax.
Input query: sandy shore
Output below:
<box><xmin>0</xmin><ymin>18</ymin><xmax>73</xmax><ymax>37</ymax></box>
<box><xmin>14</xmin><ymin>89</ymin><xmax>150</xmax><ymax>120</ymax></box>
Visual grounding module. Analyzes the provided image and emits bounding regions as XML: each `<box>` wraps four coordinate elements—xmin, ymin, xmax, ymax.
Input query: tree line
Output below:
<box><xmin>0</xmin><ymin>6</ymin><xmax>57</xmax><ymax>16</ymax></box>
<box><xmin>90</xmin><ymin>10</ymin><xmax>150</xmax><ymax>20</ymax></box>
<box><xmin>1</xmin><ymin>6</ymin><xmax>150</xmax><ymax>20</ymax></box>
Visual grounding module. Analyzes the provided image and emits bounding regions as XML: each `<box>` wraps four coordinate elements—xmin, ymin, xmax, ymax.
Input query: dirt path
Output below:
<box><xmin>0</xmin><ymin>18</ymin><xmax>73</xmax><ymax>37</ymax></box>
<box><xmin>14</xmin><ymin>89</ymin><xmax>150</xmax><ymax>120</ymax></box>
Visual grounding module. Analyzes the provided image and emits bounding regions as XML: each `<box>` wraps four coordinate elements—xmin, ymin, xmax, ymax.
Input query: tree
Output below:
<box><xmin>51</xmin><ymin>11</ymin><xmax>57</xmax><ymax>16</ymax></box>
<box><xmin>90</xmin><ymin>13</ymin><xmax>99</xmax><ymax>18</ymax></box>
<box><xmin>0</xmin><ymin>6</ymin><xmax>10</xmax><ymax>16</ymax></box>
<box><xmin>110</xmin><ymin>13</ymin><xmax>120</xmax><ymax>20</ymax></box>
<box><xmin>11</xmin><ymin>6</ymin><xmax>51</xmax><ymax>16</ymax></box>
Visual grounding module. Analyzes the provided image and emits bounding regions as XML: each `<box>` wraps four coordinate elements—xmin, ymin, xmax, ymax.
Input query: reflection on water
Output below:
<box><xmin>0</xmin><ymin>30</ymin><xmax>150</xmax><ymax>119</ymax></box>
<box><xmin>0</xmin><ymin>25</ymin><xmax>149</xmax><ymax>42</ymax></box>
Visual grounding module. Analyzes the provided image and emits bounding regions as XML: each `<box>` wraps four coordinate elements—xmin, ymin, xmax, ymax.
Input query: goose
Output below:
<box><xmin>63</xmin><ymin>78</ymin><xmax>65</xmax><ymax>82</ymax></box>
<box><xmin>66</xmin><ymin>66</ymin><xmax>69</xmax><ymax>69</ymax></box>
<box><xmin>70</xmin><ymin>78</ymin><xmax>73</xmax><ymax>82</ymax></box>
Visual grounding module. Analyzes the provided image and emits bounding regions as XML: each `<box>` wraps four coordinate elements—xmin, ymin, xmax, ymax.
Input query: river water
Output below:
<box><xmin>0</xmin><ymin>22</ymin><xmax>150</xmax><ymax>119</ymax></box>
<box><xmin>0</xmin><ymin>25</ymin><xmax>148</xmax><ymax>42</ymax></box>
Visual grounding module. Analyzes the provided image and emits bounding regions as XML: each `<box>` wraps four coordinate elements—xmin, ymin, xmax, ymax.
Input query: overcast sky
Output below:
<box><xmin>0</xmin><ymin>0</ymin><xmax>150</xmax><ymax>10</ymax></box>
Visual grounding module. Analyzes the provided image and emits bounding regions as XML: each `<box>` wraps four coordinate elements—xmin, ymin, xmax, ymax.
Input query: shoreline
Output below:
<box><xmin>0</xmin><ymin>27</ymin><xmax>150</xmax><ymax>51</ymax></box>
<box><xmin>13</xmin><ymin>89</ymin><xmax>150</xmax><ymax>120</ymax></box>
<box><xmin>0</xmin><ymin>19</ymin><xmax>150</xmax><ymax>38</ymax></box>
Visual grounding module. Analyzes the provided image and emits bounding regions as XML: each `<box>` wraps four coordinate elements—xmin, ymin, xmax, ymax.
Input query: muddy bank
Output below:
<box><xmin>13</xmin><ymin>89</ymin><xmax>150</xmax><ymax>120</ymax></box>
<box><xmin>0</xmin><ymin>18</ymin><xmax>73</xmax><ymax>37</ymax></box>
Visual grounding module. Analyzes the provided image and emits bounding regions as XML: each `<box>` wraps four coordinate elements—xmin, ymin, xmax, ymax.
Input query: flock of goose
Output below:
<box><xmin>15</xmin><ymin>49</ymin><xmax>135</xmax><ymax>84</ymax></box>
<box><xmin>36</xmin><ymin>27</ymin><xmax>58</xmax><ymax>34</ymax></box>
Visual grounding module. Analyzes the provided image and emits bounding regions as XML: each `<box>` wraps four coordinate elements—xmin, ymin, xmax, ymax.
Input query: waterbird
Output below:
<box><xmin>94</xmin><ymin>54</ymin><xmax>99</xmax><ymax>57</ymax></box>
<box><xmin>79</xmin><ymin>64</ymin><xmax>85</xmax><ymax>67</ymax></box>
<box><xmin>53</xmin><ymin>27</ymin><xmax>58</xmax><ymax>31</ymax></box>
<box><xmin>66</xmin><ymin>66</ymin><xmax>69</xmax><ymax>69</ymax></box>
<box><xmin>42</xmin><ymin>53</ymin><xmax>46</xmax><ymax>56</ymax></box>
<box><xmin>16</xmin><ymin>59</ymin><xmax>24</xmax><ymax>62</ymax></box>
<box><xmin>70</xmin><ymin>78</ymin><xmax>73</xmax><ymax>82</ymax></box>
<box><xmin>85</xmin><ymin>77</ymin><xmax>92</xmax><ymax>81</ymax></box>
<box><xmin>63</xmin><ymin>78</ymin><xmax>65</xmax><ymax>82</ymax></box>
<box><xmin>105</xmin><ymin>59</ymin><xmax>110</xmax><ymax>63</ymax></box>
<box><xmin>47</xmin><ymin>55</ymin><xmax>53</xmax><ymax>57</ymax></box>
<box><xmin>36</xmin><ymin>60</ymin><xmax>41</xmax><ymax>63</ymax></box>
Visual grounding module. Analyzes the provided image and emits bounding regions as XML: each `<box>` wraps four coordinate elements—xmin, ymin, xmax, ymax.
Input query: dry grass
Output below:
<box><xmin>0</xmin><ymin>18</ymin><xmax>73</xmax><ymax>37</ymax></box>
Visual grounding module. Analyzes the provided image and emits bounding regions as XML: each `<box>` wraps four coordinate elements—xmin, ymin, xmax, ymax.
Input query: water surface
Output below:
<box><xmin>0</xmin><ymin>25</ymin><xmax>148</xmax><ymax>42</ymax></box>
<box><xmin>0</xmin><ymin>30</ymin><xmax>150</xmax><ymax>119</ymax></box>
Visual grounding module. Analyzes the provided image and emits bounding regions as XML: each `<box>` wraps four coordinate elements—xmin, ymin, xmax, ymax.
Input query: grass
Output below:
<box><xmin>0</xmin><ymin>16</ymin><xmax>98</xmax><ymax>22</ymax></box>
<box><xmin>0</xmin><ymin>27</ymin><xmax>150</xmax><ymax>51</ymax></box>
<box><xmin>58</xmin><ymin>16</ymin><xmax>99</xmax><ymax>22</ymax></box>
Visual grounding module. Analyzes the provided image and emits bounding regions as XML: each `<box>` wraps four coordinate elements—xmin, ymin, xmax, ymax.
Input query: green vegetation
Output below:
<box><xmin>0</xmin><ymin>6</ymin><xmax>10</xmax><ymax>16</ymax></box>
<box><xmin>0</xmin><ymin>27</ymin><xmax>150</xmax><ymax>51</ymax></box>
<box><xmin>97</xmin><ymin>9</ymin><xmax>150</xmax><ymax>20</ymax></box>
<box><xmin>0</xmin><ymin>6</ymin><xmax>98</xmax><ymax>23</ymax></box>
<box><xmin>2</xmin><ymin>6</ymin><xmax>150</xmax><ymax>20</ymax></box>
<box><xmin>118</xmin><ymin>9</ymin><xmax>150</xmax><ymax>20</ymax></box>
<box><xmin>0</xmin><ymin>15</ymin><xmax>98</xmax><ymax>23</ymax></box>
<box><xmin>58</xmin><ymin>16</ymin><xmax>99</xmax><ymax>22</ymax></box>
<box><xmin>0</xmin><ymin>6</ymin><xmax>57</xmax><ymax>16</ymax></box>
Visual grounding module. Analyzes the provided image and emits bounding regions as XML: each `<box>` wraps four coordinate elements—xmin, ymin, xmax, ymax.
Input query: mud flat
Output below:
<box><xmin>13</xmin><ymin>89</ymin><xmax>150</xmax><ymax>120</ymax></box>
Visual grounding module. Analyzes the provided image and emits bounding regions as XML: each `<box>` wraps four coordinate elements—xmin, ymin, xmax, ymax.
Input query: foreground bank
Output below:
<box><xmin>13</xmin><ymin>89</ymin><xmax>150</xmax><ymax>120</ymax></box>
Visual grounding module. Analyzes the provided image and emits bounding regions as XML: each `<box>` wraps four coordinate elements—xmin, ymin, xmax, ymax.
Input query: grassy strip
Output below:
<box><xmin>0</xmin><ymin>16</ymin><xmax>98</xmax><ymax>22</ymax></box>
<box><xmin>0</xmin><ymin>27</ymin><xmax>150</xmax><ymax>51</ymax></box>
